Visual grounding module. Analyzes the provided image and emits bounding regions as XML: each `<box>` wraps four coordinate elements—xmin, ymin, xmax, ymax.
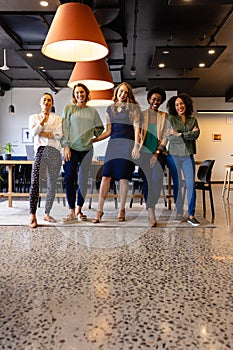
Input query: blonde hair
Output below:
<box><xmin>111</xmin><ymin>82</ymin><xmax>140</xmax><ymax>117</ymax></box>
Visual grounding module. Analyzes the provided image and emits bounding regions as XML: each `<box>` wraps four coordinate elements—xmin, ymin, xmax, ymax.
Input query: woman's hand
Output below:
<box><xmin>132</xmin><ymin>145</ymin><xmax>140</xmax><ymax>159</ymax></box>
<box><xmin>64</xmin><ymin>146</ymin><xmax>71</xmax><ymax>161</ymax></box>
<box><xmin>150</xmin><ymin>154</ymin><xmax>158</xmax><ymax>168</ymax></box>
<box><xmin>166</xmin><ymin>127</ymin><xmax>181</xmax><ymax>137</ymax></box>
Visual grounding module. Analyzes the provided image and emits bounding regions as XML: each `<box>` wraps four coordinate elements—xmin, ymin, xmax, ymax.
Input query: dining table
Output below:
<box><xmin>0</xmin><ymin>159</ymin><xmax>175</xmax><ymax>209</ymax></box>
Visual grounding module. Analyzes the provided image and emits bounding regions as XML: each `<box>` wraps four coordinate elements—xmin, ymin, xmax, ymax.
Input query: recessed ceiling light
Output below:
<box><xmin>26</xmin><ymin>53</ymin><xmax>33</xmax><ymax>57</ymax></box>
<box><xmin>40</xmin><ymin>1</ymin><xmax>48</xmax><ymax>7</ymax></box>
<box><xmin>158</xmin><ymin>63</ymin><xmax>165</xmax><ymax>68</ymax></box>
<box><xmin>199</xmin><ymin>63</ymin><xmax>205</xmax><ymax>68</ymax></box>
<box><xmin>208</xmin><ymin>49</ymin><xmax>215</xmax><ymax>55</ymax></box>
<box><xmin>162</xmin><ymin>50</ymin><xmax>170</xmax><ymax>55</ymax></box>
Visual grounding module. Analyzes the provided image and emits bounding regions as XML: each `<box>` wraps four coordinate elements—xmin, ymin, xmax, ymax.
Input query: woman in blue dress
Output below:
<box><xmin>92</xmin><ymin>82</ymin><xmax>141</xmax><ymax>223</ymax></box>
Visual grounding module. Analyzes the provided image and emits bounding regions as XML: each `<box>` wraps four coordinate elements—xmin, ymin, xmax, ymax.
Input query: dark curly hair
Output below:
<box><xmin>147</xmin><ymin>87</ymin><xmax>166</xmax><ymax>104</ymax></box>
<box><xmin>167</xmin><ymin>93</ymin><xmax>193</xmax><ymax>117</ymax></box>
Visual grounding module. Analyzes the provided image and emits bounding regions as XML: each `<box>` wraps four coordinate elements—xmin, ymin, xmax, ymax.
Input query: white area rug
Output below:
<box><xmin>0</xmin><ymin>199</ymin><xmax>215</xmax><ymax>229</ymax></box>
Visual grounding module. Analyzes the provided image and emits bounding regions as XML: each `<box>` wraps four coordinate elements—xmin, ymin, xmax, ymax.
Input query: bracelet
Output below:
<box><xmin>134</xmin><ymin>144</ymin><xmax>140</xmax><ymax>148</ymax></box>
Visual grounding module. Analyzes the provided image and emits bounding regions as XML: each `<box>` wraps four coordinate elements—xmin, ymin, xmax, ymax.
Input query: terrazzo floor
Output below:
<box><xmin>0</xmin><ymin>185</ymin><xmax>232</xmax><ymax>350</ymax></box>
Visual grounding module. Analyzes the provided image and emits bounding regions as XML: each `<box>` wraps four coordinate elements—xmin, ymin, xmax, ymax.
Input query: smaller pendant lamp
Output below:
<box><xmin>87</xmin><ymin>89</ymin><xmax>114</xmax><ymax>106</ymax></box>
<box><xmin>9</xmin><ymin>88</ymin><xmax>15</xmax><ymax>115</ymax></box>
<box><xmin>68</xmin><ymin>59</ymin><xmax>114</xmax><ymax>90</ymax></box>
<box><xmin>41</xmin><ymin>2</ymin><xmax>109</xmax><ymax>62</ymax></box>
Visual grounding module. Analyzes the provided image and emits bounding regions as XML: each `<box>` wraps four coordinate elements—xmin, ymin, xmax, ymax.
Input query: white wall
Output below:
<box><xmin>1</xmin><ymin>88</ymin><xmax>233</xmax><ymax>181</ymax></box>
<box><xmin>193</xmin><ymin>97</ymin><xmax>233</xmax><ymax>181</ymax></box>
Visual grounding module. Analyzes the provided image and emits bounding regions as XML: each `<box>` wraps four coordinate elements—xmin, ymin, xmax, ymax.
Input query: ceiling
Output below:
<box><xmin>1</xmin><ymin>0</ymin><xmax>233</xmax><ymax>100</ymax></box>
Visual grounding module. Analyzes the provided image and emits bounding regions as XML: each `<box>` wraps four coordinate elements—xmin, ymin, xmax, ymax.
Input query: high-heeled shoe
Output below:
<box><xmin>118</xmin><ymin>208</ymin><xmax>125</xmax><ymax>222</ymax></box>
<box><xmin>92</xmin><ymin>211</ymin><xmax>104</xmax><ymax>224</ymax></box>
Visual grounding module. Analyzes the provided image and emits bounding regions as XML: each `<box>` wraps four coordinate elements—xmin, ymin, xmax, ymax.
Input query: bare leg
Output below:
<box><xmin>148</xmin><ymin>207</ymin><xmax>157</xmax><ymax>227</ymax></box>
<box><xmin>29</xmin><ymin>213</ymin><xmax>37</xmax><ymax>228</ymax></box>
<box><xmin>93</xmin><ymin>176</ymin><xmax>111</xmax><ymax>223</ymax></box>
<box><xmin>118</xmin><ymin>179</ymin><xmax>129</xmax><ymax>221</ymax></box>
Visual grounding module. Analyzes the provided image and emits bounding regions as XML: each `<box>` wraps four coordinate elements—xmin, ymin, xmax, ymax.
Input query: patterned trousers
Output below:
<box><xmin>29</xmin><ymin>146</ymin><xmax>62</xmax><ymax>215</ymax></box>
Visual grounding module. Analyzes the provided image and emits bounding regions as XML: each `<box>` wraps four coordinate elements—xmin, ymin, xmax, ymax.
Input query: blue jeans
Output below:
<box><xmin>167</xmin><ymin>154</ymin><xmax>196</xmax><ymax>216</ymax></box>
<box><xmin>138</xmin><ymin>152</ymin><xmax>166</xmax><ymax>209</ymax></box>
<box><xmin>64</xmin><ymin>148</ymin><xmax>93</xmax><ymax>209</ymax></box>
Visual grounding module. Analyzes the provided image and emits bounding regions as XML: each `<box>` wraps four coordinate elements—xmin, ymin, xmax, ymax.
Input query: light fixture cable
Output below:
<box><xmin>130</xmin><ymin>0</ymin><xmax>138</xmax><ymax>76</ymax></box>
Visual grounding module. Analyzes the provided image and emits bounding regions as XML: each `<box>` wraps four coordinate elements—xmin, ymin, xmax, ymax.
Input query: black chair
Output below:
<box><xmin>195</xmin><ymin>159</ymin><xmax>215</xmax><ymax>218</ymax></box>
<box><xmin>129</xmin><ymin>167</ymin><xmax>144</xmax><ymax>208</ymax></box>
<box><xmin>0</xmin><ymin>155</ymin><xmax>8</xmax><ymax>192</ymax></box>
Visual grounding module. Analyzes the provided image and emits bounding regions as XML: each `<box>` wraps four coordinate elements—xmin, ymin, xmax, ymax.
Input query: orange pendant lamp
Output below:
<box><xmin>87</xmin><ymin>89</ymin><xmax>114</xmax><ymax>106</ymax></box>
<box><xmin>41</xmin><ymin>2</ymin><xmax>109</xmax><ymax>62</ymax></box>
<box><xmin>68</xmin><ymin>59</ymin><xmax>114</xmax><ymax>90</ymax></box>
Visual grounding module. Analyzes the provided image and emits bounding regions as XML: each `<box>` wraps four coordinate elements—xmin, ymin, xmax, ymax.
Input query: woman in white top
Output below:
<box><xmin>28</xmin><ymin>92</ymin><xmax>63</xmax><ymax>228</ymax></box>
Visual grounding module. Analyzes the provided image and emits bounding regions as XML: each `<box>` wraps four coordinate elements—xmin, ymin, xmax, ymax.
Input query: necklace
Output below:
<box><xmin>117</xmin><ymin>106</ymin><xmax>122</xmax><ymax>113</ymax></box>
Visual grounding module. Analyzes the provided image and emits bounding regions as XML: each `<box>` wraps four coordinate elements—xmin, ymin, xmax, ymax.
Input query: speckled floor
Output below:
<box><xmin>0</xmin><ymin>185</ymin><xmax>232</xmax><ymax>350</ymax></box>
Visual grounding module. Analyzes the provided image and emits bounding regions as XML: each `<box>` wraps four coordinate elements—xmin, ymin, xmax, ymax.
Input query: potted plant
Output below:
<box><xmin>0</xmin><ymin>142</ymin><xmax>17</xmax><ymax>160</ymax></box>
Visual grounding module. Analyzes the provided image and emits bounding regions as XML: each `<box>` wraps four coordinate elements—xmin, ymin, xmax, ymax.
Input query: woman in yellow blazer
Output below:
<box><xmin>139</xmin><ymin>87</ymin><xmax>168</xmax><ymax>227</ymax></box>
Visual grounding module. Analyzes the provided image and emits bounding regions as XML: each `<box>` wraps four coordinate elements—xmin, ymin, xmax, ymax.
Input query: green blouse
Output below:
<box><xmin>61</xmin><ymin>104</ymin><xmax>104</xmax><ymax>151</ymax></box>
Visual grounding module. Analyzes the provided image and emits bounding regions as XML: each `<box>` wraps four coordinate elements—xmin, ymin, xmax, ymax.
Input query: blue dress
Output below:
<box><xmin>102</xmin><ymin>105</ymin><xmax>135</xmax><ymax>180</ymax></box>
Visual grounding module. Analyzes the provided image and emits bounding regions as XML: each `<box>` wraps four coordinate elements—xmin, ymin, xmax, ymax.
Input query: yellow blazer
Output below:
<box><xmin>139</xmin><ymin>109</ymin><xmax>168</xmax><ymax>154</ymax></box>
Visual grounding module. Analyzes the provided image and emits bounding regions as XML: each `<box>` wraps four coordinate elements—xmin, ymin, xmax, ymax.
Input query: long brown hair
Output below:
<box><xmin>71</xmin><ymin>83</ymin><xmax>90</xmax><ymax>104</ymax></box>
<box><xmin>111</xmin><ymin>82</ymin><xmax>140</xmax><ymax>116</ymax></box>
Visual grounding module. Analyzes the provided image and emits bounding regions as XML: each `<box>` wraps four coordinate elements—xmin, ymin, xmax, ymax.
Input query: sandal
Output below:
<box><xmin>118</xmin><ymin>209</ymin><xmax>125</xmax><ymax>222</ymax></box>
<box><xmin>92</xmin><ymin>211</ymin><xmax>104</xmax><ymax>224</ymax></box>
<box><xmin>44</xmin><ymin>214</ymin><xmax>56</xmax><ymax>223</ymax></box>
<box><xmin>29</xmin><ymin>217</ymin><xmax>38</xmax><ymax>228</ymax></box>
<box><xmin>62</xmin><ymin>214</ymin><xmax>78</xmax><ymax>224</ymax></box>
<box><xmin>77</xmin><ymin>212</ymin><xmax>87</xmax><ymax>221</ymax></box>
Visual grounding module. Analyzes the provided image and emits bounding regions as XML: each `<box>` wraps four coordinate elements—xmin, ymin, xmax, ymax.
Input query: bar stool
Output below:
<box><xmin>222</xmin><ymin>164</ymin><xmax>233</xmax><ymax>200</ymax></box>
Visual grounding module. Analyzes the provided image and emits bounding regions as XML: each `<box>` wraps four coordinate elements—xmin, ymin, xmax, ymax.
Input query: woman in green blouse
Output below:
<box><xmin>61</xmin><ymin>83</ymin><xmax>104</xmax><ymax>223</ymax></box>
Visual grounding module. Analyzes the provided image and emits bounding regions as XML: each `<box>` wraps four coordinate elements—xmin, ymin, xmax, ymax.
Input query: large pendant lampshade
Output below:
<box><xmin>87</xmin><ymin>89</ymin><xmax>114</xmax><ymax>106</ymax></box>
<box><xmin>68</xmin><ymin>59</ymin><xmax>114</xmax><ymax>90</ymax></box>
<box><xmin>41</xmin><ymin>3</ymin><xmax>109</xmax><ymax>62</ymax></box>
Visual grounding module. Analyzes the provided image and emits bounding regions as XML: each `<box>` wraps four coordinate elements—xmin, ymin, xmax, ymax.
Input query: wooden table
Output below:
<box><xmin>0</xmin><ymin>160</ymin><xmax>34</xmax><ymax>207</ymax></box>
<box><xmin>0</xmin><ymin>159</ymin><xmax>173</xmax><ymax>209</ymax></box>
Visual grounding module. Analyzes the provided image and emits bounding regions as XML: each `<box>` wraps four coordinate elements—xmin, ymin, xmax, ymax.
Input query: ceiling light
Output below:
<box><xmin>198</xmin><ymin>63</ymin><xmax>205</xmax><ymax>68</ymax></box>
<box><xmin>162</xmin><ymin>50</ymin><xmax>170</xmax><ymax>55</ymax></box>
<box><xmin>40</xmin><ymin>1</ymin><xmax>48</xmax><ymax>7</ymax></box>
<box><xmin>208</xmin><ymin>49</ymin><xmax>215</xmax><ymax>55</ymax></box>
<box><xmin>158</xmin><ymin>63</ymin><xmax>165</xmax><ymax>68</ymax></box>
<box><xmin>9</xmin><ymin>105</ymin><xmax>15</xmax><ymax>114</ymax></box>
<box><xmin>130</xmin><ymin>66</ymin><xmax>136</xmax><ymax>76</ymax></box>
<box><xmin>9</xmin><ymin>89</ymin><xmax>15</xmax><ymax>115</ymax></box>
<box><xmin>68</xmin><ymin>59</ymin><xmax>114</xmax><ymax>91</ymax></box>
<box><xmin>0</xmin><ymin>49</ymin><xmax>9</xmax><ymax>71</ymax></box>
<box><xmin>87</xmin><ymin>89</ymin><xmax>114</xmax><ymax>106</ymax></box>
<box><xmin>26</xmin><ymin>53</ymin><xmax>33</xmax><ymax>57</ymax></box>
<box><xmin>152</xmin><ymin>46</ymin><xmax>226</xmax><ymax>69</ymax></box>
<box><xmin>197</xmin><ymin>110</ymin><xmax>233</xmax><ymax>114</ymax></box>
<box><xmin>41</xmin><ymin>3</ymin><xmax>109</xmax><ymax>62</ymax></box>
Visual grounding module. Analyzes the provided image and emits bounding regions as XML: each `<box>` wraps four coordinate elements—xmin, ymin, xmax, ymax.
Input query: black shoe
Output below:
<box><xmin>187</xmin><ymin>216</ymin><xmax>200</xmax><ymax>226</ymax></box>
